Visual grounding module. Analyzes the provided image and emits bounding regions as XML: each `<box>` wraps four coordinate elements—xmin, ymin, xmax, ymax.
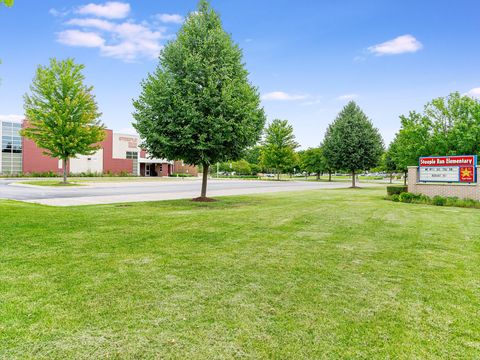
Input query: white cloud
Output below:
<box><xmin>156</xmin><ymin>13</ymin><xmax>183</xmax><ymax>24</ymax></box>
<box><xmin>0</xmin><ymin>114</ymin><xmax>23</xmax><ymax>122</ymax></box>
<box><xmin>57</xmin><ymin>30</ymin><xmax>105</xmax><ymax>47</ymax></box>
<box><xmin>60</xmin><ymin>18</ymin><xmax>165</xmax><ymax>61</ymax></box>
<box><xmin>56</xmin><ymin>3</ymin><xmax>173</xmax><ymax>61</ymax></box>
<box><xmin>368</xmin><ymin>34</ymin><xmax>423</xmax><ymax>55</ymax></box>
<box><xmin>464</xmin><ymin>88</ymin><xmax>480</xmax><ymax>99</ymax></box>
<box><xmin>77</xmin><ymin>1</ymin><xmax>130</xmax><ymax>19</ymax></box>
<box><xmin>100</xmin><ymin>22</ymin><xmax>164</xmax><ymax>61</ymax></box>
<box><xmin>66</xmin><ymin>18</ymin><xmax>115</xmax><ymax>31</ymax></box>
<box><xmin>336</xmin><ymin>94</ymin><xmax>359</xmax><ymax>101</ymax></box>
<box><xmin>262</xmin><ymin>91</ymin><xmax>308</xmax><ymax>101</ymax></box>
<box><xmin>49</xmin><ymin>8</ymin><xmax>69</xmax><ymax>17</ymax></box>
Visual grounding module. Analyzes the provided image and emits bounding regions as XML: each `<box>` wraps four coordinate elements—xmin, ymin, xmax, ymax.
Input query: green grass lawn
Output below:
<box><xmin>1</xmin><ymin>188</ymin><xmax>479</xmax><ymax>359</ymax></box>
<box><xmin>21</xmin><ymin>180</ymin><xmax>85</xmax><ymax>186</ymax></box>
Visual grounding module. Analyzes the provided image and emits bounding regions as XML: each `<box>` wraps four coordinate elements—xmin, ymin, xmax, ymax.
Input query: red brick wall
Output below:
<box><xmin>101</xmin><ymin>129</ymin><xmax>133</xmax><ymax>174</ymax></box>
<box><xmin>173</xmin><ymin>160</ymin><xmax>198</xmax><ymax>176</ymax></box>
<box><xmin>22</xmin><ymin>124</ymin><xmax>134</xmax><ymax>175</ymax></box>
<box><xmin>22</xmin><ymin>122</ymin><xmax>65</xmax><ymax>174</ymax></box>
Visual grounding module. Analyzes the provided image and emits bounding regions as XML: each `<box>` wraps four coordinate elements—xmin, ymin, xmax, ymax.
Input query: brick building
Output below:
<box><xmin>0</xmin><ymin>119</ymin><xmax>198</xmax><ymax>177</ymax></box>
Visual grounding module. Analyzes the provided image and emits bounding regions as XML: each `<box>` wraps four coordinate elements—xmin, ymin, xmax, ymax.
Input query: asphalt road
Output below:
<box><xmin>0</xmin><ymin>178</ymin><xmax>363</xmax><ymax>206</ymax></box>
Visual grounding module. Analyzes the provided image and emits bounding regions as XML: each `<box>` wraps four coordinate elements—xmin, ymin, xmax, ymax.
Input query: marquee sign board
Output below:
<box><xmin>419</xmin><ymin>155</ymin><xmax>477</xmax><ymax>183</ymax></box>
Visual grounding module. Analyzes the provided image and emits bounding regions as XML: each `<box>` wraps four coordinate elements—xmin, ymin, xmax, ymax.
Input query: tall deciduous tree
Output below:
<box><xmin>22</xmin><ymin>58</ymin><xmax>105</xmax><ymax>183</ymax></box>
<box><xmin>426</xmin><ymin>92</ymin><xmax>480</xmax><ymax>155</ymax></box>
<box><xmin>323</xmin><ymin>101</ymin><xmax>384</xmax><ymax>187</ymax></box>
<box><xmin>133</xmin><ymin>0</ymin><xmax>265</xmax><ymax>199</ymax></box>
<box><xmin>300</xmin><ymin>147</ymin><xmax>327</xmax><ymax>180</ymax></box>
<box><xmin>261</xmin><ymin>119</ymin><xmax>299</xmax><ymax>180</ymax></box>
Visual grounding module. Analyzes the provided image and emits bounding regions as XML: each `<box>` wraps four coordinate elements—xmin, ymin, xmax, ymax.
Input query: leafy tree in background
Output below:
<box><xmin>243</xmin><ymin>145</ymin><xmax>262</xmax><ymax>168</ymax></box>
<box><xmin>300</xmin><ymin>147</ymin><xmax>327</xmax><ymax>180</ymax></box>
<box><xmin>0</xmin><ymin>0</ymin><xmax>14</xmax><ymax>7</ymax></box>
<box><xmin>133</xmin><ymin>0</ymin><xmax>265</xmax><ymax>200</ymax></box>
<box><xmin>261</xmin><ymin>119</ymin><xmax>299</xmax><ymax>180</ymax></box>
<box><xmin>22</xmin><ymin>58</ymin><xmax>105</xmax><ymax>184</ymax></box>
<box><xmin>381</xmin><ymin>143</ymin><xmax>399</xmax><ymax>184</ymax></box>
<box><xmin>391</xmin><ymin>111</ymin><xmax>432</xmax><ymax>180</ymax></box>
<box><xmin>425</xmin><ymin>92</ymin><xmax>480</xmax><ymax>155</ymax></box>
<box><xmin>323</xmin><ymin>101</ymin><xmax>384</xmax><ymax>188</ymax></box>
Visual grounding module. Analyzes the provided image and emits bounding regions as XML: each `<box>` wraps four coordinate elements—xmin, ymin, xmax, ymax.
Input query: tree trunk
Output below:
<box><xmin>277</xmin><ymin>169</ymin><xmax>280</xmax><ymax>181</ymax></box>
<box><xmin>389</xmin><ymin>172</ymin><xmax>393</xmax><ymax>184</ymax></box>
<box><xmin>328</xmin><ymin>171</ymin><xmax>332</xmax><ymax>182</ymax></box>
<box><xmin>351</xmin><ymin>170</ymin><xmax>356</xmax><ymax>188</ymax></box>
<box><xmin>316</xmin><ymin>173</ymin><xmax>320</xmax><ymax>181</ymax></box>
<box><xmin>201</xmin><ymin>163</ymin><xmax>209</xmax><ymax>198</ymax></box>
<box><xmin>404</xmin><ymin>170</ymin><xmax>407</xmax><ymax>185</ymax></box>
<box><xmin>62</xmin><ymin>159</ymin><xmax>68</xmax><ymax>184</ymax></box>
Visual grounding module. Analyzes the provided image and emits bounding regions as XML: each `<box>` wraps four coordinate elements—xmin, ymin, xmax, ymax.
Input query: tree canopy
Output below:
<box><xmin>22</xmin><ymin>58</ymin><xmax>105</xmax><ymax>183</ymax></box>
<box><xmin>323</xmin><ymin>101</ymin><xmax>384</xmax><ymax>187</ymax></box>
<box><xmin>388</xmin><ymin>92</ymin><xmax>480</xmax><ymax>183</ymax></box>
<box><xmin>261</xmin><ymin>119</ymin><xmax>299</xmax><ymax>180</ymax></box>
<box><xmin>300</xmin><ymin>147</ymin><xmax>327</xmax><ymax>180</ymax></box>
<box><xmin>133</xmin><ymin>0</ymin><xmax>265</xmax><ymax>199</ymax></box>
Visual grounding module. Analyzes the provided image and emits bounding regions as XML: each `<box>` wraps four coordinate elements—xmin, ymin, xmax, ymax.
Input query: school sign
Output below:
<box><xmin>419</xmin><ymin>155</ymin><xmax>477</xmax><ymax>183</ymax></box>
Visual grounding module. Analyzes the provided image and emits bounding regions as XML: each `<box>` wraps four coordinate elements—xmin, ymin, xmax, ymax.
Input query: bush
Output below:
<box><xmin>432</xmin><ymin>196</ymin><xmax>447</xmax><ymax>206</ymax></box>
<box><xmin>387</xmin><ymin>185</ymin><xmax>408</xmax><ymax>196</ymax></box>
<box><xmin>170</xmin><ymin>173</ymin><xmax>194</xmax><ymax>177</ymax></box>
<box><xmin>399</xmin><ymin>192</ymin><xmax>415</xmax><ymax>203</ymax></box>
<box><xmin>387</xmin><ymin>191</ymin><xmax>480</xmax><ymax>209</ymax></box>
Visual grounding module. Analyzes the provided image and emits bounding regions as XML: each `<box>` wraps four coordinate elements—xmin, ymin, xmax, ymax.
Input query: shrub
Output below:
<box><xmin>432</xmin><ymin>196</ymin><xmax>447</xmax><ymax>206</ymax></box>
<box><xmin>399</xmin><ymin>192</ymin><xmax>415</xmax><ymax>203</ymax></box>
<box><xmin>170</xmin><ymin>173</ymin><xmax>194</xmax><ymax>177</ymax></box>
<box><xmin>387</xmin><ymin>185</ymin><xmax>408</xmax><ymax>196</ymax></box>
<box><xmin>386</xmin><ymin>191</ymin><xmax>480</xmax><ymax>209</ymax></box>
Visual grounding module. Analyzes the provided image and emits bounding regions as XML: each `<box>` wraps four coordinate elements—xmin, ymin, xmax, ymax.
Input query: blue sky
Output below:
<box><xmin>1</xmin><ymin>0</ymin><xmax>480</xmax><ymax>148</ymax></box>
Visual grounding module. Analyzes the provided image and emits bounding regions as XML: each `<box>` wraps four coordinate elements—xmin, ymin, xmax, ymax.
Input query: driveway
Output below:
<box><xmin>0</xmin><ymin>178</ymin><xmax>372</xmax><ymax>206</ymax></box>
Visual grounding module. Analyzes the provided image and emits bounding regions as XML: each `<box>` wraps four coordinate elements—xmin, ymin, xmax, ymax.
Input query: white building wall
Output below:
<box><xmin>112</xmin><ymin>133</ymin><xmax>139</xmax><ymax>159</ymax></box>
<box><xmin>69</xmin><ymin>150</ymin><xmax>104</xmax><ymax>174</ymax></box>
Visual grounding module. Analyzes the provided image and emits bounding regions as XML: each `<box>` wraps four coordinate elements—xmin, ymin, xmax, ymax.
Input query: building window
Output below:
<box><xmin>126</xmin><ymin>151</ymin><xmax>138</xmax><ymax>159</ymax></box>
<box><xmin>1</xmin><ymin>121</ymin><xmax>22</xmax><ymax>174</ymax></box>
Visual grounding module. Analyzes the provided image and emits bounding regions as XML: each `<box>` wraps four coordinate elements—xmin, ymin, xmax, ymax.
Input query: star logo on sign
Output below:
<box><xmin>461</xmin><ymin>168</ymin><xmax>472</xmax><ymax>178</ymax></box>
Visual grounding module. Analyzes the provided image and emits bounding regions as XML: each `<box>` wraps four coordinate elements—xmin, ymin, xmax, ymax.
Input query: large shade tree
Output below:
<box><xmin>133</xmin><ymin>0</ymin><xmax>265</xmax><ymax>199</ymax></box>
<box><xmin>22</xmin><ymin>58</ymin><xmax>105</xmax><ymax>183</ymax></box>
<box><xmin>261</xmin><ymin>119</ymin><xmax>299</xmax><ymax>180</ymax></box>
<box><xmin>323</xmin><ymin>101</ymin><xmax>384</xmax><ymax>187</ymax></box>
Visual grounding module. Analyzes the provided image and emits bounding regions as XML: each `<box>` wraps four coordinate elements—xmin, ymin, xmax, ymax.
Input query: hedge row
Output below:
<box><xmin>388</xmin><ymin>192</ymin><xmax>480</xmax><ymax>209</ymax></box>
<box><xmin>386</xmin><ymin>185</ymin><xmax>408</xmax><ymax>195</ymax></box>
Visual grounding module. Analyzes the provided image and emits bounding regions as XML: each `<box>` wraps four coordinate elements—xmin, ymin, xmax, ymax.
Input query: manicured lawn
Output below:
<box><xmin>21</xmin><ymin>180</ymin><xmax>85</xmax><ymax>186</ymax></box>
<box><xmin>1</xmin><ymin>188</ymin><xmax>479</xmax><ymax>359</ymax></box>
